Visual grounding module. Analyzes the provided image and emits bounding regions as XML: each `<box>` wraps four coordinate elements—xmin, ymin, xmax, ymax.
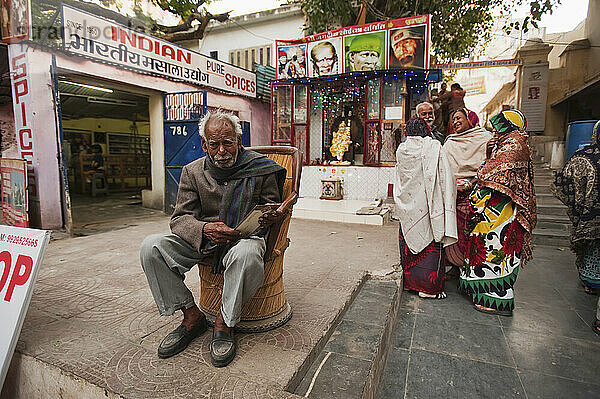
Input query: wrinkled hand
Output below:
<box><xmin>456</xmin><ymin>179</ymin><xmax>472</xmax><ymax>193</ymax></box>
<box><xmin>486</xmin><ymin>136</ymin><xmax>499</xmax><ymax>159</ymax></box>
<box><xmin>203</xmin><ymin>222</ymin><xmax>240</xmax><ymax>245</ymax></box>
<box><xmin>258</xmin><ymin>209</ymin><xmax>285</xmax><ymax>228</ymax></box>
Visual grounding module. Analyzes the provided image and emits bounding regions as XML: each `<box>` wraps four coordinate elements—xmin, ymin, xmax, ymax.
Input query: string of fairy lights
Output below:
<box><xmin>273</xmin><ymin>68</ymin><xmax>440</xmax><ymax>161</ymax></box>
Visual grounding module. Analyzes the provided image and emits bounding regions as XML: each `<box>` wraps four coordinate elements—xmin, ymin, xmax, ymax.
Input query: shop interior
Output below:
<box><xmin>57</xmin><ymin>75</ymin><xmax>161</xmax><ymax>234</ymax></box>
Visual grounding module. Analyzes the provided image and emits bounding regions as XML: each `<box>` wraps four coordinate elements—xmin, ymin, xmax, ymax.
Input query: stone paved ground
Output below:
<box><xmin>378</xmin><ymin>245</ymin><xmax>600</xmax><ymax>399</ymax></box>
<box><xmin>3</xmin><ymin>217</ymin><xmax>399</xmax><ymax>398</ymax></box>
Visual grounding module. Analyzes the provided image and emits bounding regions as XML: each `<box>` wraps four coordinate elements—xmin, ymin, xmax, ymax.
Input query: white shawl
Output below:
<box><xmin>394</xmin><ymin>136</ymin><xmax>458</xmax><ymax>254</ymax></box>
<box><xmin>443</xmin><ymin>125</ymin><xmax>493</xmax><ymax>179</ymax></box>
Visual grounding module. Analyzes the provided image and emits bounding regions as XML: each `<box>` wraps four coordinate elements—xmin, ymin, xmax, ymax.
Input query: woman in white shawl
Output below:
<box><xmin>394</xmin><ymin>118</ymin><xmax>458</xmax><ymax>299</ymax></box>
<box><xmin>442</xmin><ymin>109</ymin><xmax>493</xmax><ymax>271</ymax></box>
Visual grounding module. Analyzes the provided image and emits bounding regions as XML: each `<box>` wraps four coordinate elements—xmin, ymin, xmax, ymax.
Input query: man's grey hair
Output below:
<box><xmin>198</xmin><ymin>109</ymin><xmax>243</xmax><ymax>141</ymax></box>
<box><xmin>416</xmin><ymin>102</ymin><xmax>434</xmax><ymax>115</ymax></box>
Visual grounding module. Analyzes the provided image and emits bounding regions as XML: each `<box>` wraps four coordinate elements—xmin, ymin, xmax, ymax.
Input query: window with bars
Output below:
<box><xmin>229</xmin><ymin>45</ymin><xmax>273</xmax><ymax>70</ymax></box>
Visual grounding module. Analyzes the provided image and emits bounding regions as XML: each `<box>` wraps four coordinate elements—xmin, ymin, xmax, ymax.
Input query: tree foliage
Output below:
<box><xmin>299</xmin><ymin>0</ymin><xmax>561</xmax><ymax>63</ymax></box>
<box><xmin>31</xmin><ymin>0</ymin><xmax>230</xmax><ymax>44</ymax></box>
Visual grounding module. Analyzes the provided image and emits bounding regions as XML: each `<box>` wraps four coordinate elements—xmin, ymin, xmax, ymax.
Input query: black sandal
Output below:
<box><xmin>593</xmin><ymin>319</ymin><xmax>600</xmax><ymax>337</ymax></box>
<box><xmin>583</xmin><ymin>285</ymin><xmax>597</xmax><ymax>295</ymax></box>
<box><xmin>473</xmin><ymin>303</ymin><xmax>513</xmax><ymax>317</ymax></box>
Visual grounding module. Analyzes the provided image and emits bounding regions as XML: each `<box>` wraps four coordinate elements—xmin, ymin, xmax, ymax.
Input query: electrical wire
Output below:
<box><xmin>231</xmin><ymin>19</ymin><xmax>276</xmax><ymax>41</ymax></box>
<box><xmin>489</xmin><ymin>31</ymin><xmax>600</xmax><ymax>47</ymax></box>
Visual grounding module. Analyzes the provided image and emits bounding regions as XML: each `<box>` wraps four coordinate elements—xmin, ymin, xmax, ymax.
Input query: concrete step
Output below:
<box><xmin>536</xmin><ymin>214</ymin><xmax>571</xmax><ymax>231</ymax></box>
<box><xmin>537</xmin><ymin>203</ymin><xmax>568</xmax><ymax>217</ymax></box>
<box><xmin>535</xmin><ymin>177</ymin><xmax>555</xmax><ymax>186</ymax></box>
<box><xmin>534</xmin><ymin>170</ymin><xmax>554</xmax><ymax>178</ymax></box>
<box><xmin>292</xmin><ymin>198</ymin><xmax>388</xmax><ymax>226</ymax></box>
<box><xmin>535</xmin><ymin>186</ymin><xmax>554</xmax><ymax>195</ymax></box>
<box><xmin>533</xmin><ymin>228</ymin><xmax>570</xmax><ymax>247</ymax></box>
<box><xmin>293</xmin><ymin>279</ymin><xmax>401</xmax><ymax>399</ymax></box>
<box><xmin>536</xmin><ymin>220</ymin><xmax>570</xmax><ymax>232</ymax></box>
<box><xmin>536</xmin><ymin>193</ymin><xmax>564</xmax><ymax>206</ymax></box>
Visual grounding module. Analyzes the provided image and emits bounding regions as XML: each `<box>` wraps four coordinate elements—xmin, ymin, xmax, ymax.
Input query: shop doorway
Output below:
<box><xmin>55</xmin><ymin>74</ymin><xmax>160</xmax><ymax>234</ymax></box>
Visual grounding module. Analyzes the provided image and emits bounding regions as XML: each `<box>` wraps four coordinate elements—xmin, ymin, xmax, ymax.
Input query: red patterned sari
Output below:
<box><xmin>399</xmin><ymin>226</ymin><xmax>445</xmax><ymax>295</ymax></box>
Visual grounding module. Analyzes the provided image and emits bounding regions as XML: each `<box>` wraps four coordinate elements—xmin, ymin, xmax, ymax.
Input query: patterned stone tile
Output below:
<box><xmin>71</xmin><ymin>302</ymin><xmax>176</xmax><ymax>343</ymax></box>
<box><xmin>29</xmin><ymin>285</ymin><xmax>107</xmax><ymax>319</ymax></box>
<box><xmin>256</xmin><ymin>322</ymin><xmax>316</xmax><ymax>353</ymax></box>
<box><xmin>101</xmin><ymin>344</ymin><xmax>216</xmax><ymax>398</ymax></box>
<box><xmin>14</xmin><ymin>218</ymin><xmax>393</xmax><ymax>397</ymax></box>
<box><xmin>226</xmin><ymin>343</ymin><xmax>306</xmax><ymax>388</ymax></box>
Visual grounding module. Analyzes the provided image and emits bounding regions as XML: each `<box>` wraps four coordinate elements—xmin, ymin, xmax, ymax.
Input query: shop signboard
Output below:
<box><xmin>276</xmin><ymin>14</ymin><xmax>431</xmax><ymax>79</ymax></box>
<box><xmin>0</xmin><ymin>226</ymin><xmax>51</xmax><ymax>389</ymax></box>
<box><xmin>519</xmin><ymin>64</ymin><xmax>549</xmax><ymax>133</ymax></box>
<box><xmin>461</xmin><ymin>76</ymin><xmax>486</xmax><ymax>96</ymax></box>
<box><xmin>8</xmin><ymin>44</ymin><xmax>38</xmax><ymax>220</ymax></box>
<box><xmin>61</xmin><ymin>4</ymin><xmax>257</xmax><ymax>98</ymax></box>
<box><xmin>1</xmin><ymin>158</ymin><xmax>28</xmax><ymax>227</ymax></box>
<box><xmin>432</xmin><ymin>58</ymin><xmax>522</xmax><ymax>70</ymax></box>
<box><xmin>1</xmin><ymin>0</ymin><xmax>31</xmax><ymax>43</ymax></box>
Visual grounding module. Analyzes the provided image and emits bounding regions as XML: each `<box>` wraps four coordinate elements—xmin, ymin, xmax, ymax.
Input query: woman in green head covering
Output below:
<box><xmin>459</xmin><ymin>109</ymin><xmax>537</xmax><ymax>317</ymax></box>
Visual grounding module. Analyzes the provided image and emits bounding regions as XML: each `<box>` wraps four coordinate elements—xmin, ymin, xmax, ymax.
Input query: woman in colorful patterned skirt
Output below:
<box><xmin>395</xmin><ymin>118</ymin><xmax>458</xmax><ymax>299</ymax></box>
<box><xmin>459</xmin><ymin>110</ymin><xmax>537</xmax><ymax>316</ymax></box>
<box><xmin>552</xmin><ymin>121</ymin><xmax>600</xmax><ymax>334</ymax></box>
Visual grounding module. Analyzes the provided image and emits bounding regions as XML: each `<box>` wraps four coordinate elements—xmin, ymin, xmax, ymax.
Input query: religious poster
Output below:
<box><xmin>1</xmin><ymin>158</ymin><xmax>28</xmax><ymax>227</ymax></box>
<box><xmin>307</xmin><ymin>37</ymin><xmax>342</xmax><ymax>77</ymax></box>
<box><xmin>344</xmin><ymin>31</ymin><xmax>386</xmax><ymax>73</ymax></box>
<box><xmin>1</xmin><ymin>0</ymin><xmax>30</xmax><ymax>43</ymax></box>
<box><xmin>519</xmin><ymin>64</ymin><xmax>549</xmax><ymax>133</ymax></box>
<box><xmin>276</xmin><ymin>14</ymin><xmax>431</xmax><ymax>79</ymax></box>
<box><xmin>388</xmin><ymin>24</ymin><xmax>426</xmax><ymax>69</ymax></box>
<box><xmin>277</xmin><ymin>44</ymin><xmax>307</xmax><ymax>79</ymax></box>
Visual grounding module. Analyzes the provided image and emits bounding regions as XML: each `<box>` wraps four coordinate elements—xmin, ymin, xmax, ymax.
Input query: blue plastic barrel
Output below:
<box><xmin>565</xmin><ymin>120</ymin><xmax>598</xmax><ymax>159</ymax></box>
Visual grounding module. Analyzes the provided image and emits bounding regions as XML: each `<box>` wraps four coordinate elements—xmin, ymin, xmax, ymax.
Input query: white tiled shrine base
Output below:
<box><xmin>292</xmin><ymin>198</ymin><xmax>385</xmax><ymax>225</ymax></box>
<box><xmin>299</xmin><ymin>166</ymin><xmax>395</xmax><ymax>201</ymax></box>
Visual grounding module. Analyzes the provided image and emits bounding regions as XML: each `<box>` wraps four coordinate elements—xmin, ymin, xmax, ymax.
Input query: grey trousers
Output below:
<box><xmin>140</xmin><ymin>233</ymin><xmax>266</xmax><ymax>327</ymax></box>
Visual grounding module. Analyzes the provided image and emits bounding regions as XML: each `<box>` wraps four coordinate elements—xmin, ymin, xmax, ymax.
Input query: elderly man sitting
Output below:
<box><xmin>140</xmin><ymin>110</ymin><xmax>286</xmax><ymax>367</ymax></box>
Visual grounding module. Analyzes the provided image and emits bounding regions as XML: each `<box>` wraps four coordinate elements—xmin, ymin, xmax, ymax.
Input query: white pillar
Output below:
<box><xmin>142</xmin><ymin>93</ymin><xmax>165</xmax><ymax>211</ymax></box>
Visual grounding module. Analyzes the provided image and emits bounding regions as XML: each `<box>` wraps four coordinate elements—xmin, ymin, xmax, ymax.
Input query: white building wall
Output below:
<box><xmin>190</xmin><ymin>6</ymin><xmax>305</xmax><ymax>66</ymax></box>
<box><xmin>452</xmin><ymin>17</ymin><xmax>543</xmax><ymax>115</ymax></box>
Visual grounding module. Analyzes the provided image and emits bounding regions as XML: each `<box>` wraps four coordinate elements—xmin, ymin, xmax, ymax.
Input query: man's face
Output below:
<box><xmin>391</xmin><ymin>33</ymin><xmax>418</xmax><ymax>66</ymax></box>
<box><xmin>418</xmin><ymin>105</ymin><xmax>435</xmax><ymax>127</ymax></box>
<box><xmin>313</xmin><ymin>46</ymin><xmax>336</xmax><ymax>75</ymax></box>
<box><xmin>350</xmin><ymin>50</ymin><xmax>379</xmax><ymax>71</ymax></box>
<box><xmin>279</xmin><ymin>55</ymin><xmax>287</xmax><ymax>65</ymax></box>
<box><xmin>202</xmin><ymin>120</ymin><xmax>241</xmax><ymax>168</ymax></box>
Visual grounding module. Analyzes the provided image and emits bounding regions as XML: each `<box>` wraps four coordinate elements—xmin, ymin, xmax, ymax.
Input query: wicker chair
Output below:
<box><xmin>197</xmin><ymin>146</ymin><xmax>302</xmax><ymax>332</ymax></box>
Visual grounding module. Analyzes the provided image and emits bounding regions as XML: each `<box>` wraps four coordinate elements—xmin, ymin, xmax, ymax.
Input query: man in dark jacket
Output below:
<box><xmin>140</xmin><ymin>110</ymin><xmax>285</xmax><ymax>367</ymax></box>
<box><xmin>416</xmin><ymin>102</ymin><xmax>445</xmax><ymax>143</ymax></box>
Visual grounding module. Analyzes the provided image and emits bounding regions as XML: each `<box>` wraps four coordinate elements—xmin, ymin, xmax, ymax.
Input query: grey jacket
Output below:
<box><xmin>170</xmin><ymin>157</ymin><xmax>282</xmax><ymax>253</ymax></box>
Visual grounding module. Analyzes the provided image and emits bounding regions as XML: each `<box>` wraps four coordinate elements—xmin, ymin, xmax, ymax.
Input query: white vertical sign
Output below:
<box><xmin>520</xmin><ymin>64</ymin><xmax>549</xmax><ymax>133</ymax></box>
<box><xmin>0</xmin><ymin>226</ymin><xmax>51</xmax><ymax>389</ymax></box>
